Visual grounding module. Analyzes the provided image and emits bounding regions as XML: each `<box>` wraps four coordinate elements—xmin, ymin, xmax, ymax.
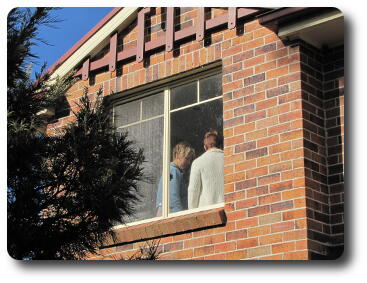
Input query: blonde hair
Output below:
<box><xmin>173</xmin><ymin>142</ymin><xmax>195</xmax><ymax>160</ymax></box>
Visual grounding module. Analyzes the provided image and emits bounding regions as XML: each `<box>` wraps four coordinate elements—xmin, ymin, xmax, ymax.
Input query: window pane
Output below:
<box><xmin>117</xmin><ymin>117</ymin><xmax>163</xmax><ymax>223</ymax></box>
<box><xmin>142</xmin><ymin>92</ymin><xmax>164</xmax><ymax>119</ymax></box>
<box><xmin>199</xmin><ymin>73</ymin><xmax>222</xmax><ymax>101</ymax></box>
<box><xmin>170</xmin><ymin>98</ymin><xmax>223</xmax><ymax>213</ymax></box>
<box><xmin>114</xmin><ymin>100</ymin><xmax>140</xmax><ymax>128</ymax></box>
<box><xmin>170</xmin><ymin>81</ymin><xmax>197</xmax><ymax>110</ymax></box>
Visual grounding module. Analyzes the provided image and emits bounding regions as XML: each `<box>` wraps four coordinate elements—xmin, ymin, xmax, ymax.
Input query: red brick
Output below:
<box><xmin>271</xmin><ymin>221</ymin><xmax>295</xmax><ymax>233</ymax></box>
<box><xmin>214</xmin><ymin>241</ymin><xmax>236</xmax><ymax>253</ymax></box>
<box><xmin>248</xmin><ymin>225</ymin><xmax>271</xmax><ymax>237</ymax></box>
<box><xmin>225</xmin><ymin>135</ymin><xmax>245</xmax><ymax>146</ymax></box>
<box><xmin>266</xmin><ymin>66</ymin><xmax>289</xmax><ymax>79</ymax></box>
<box><xmin>234</xmin><ymin>122</ymin><xmax>255</xmax><ymax>135</ymax></box>
<box><xmin>255</xmin><ymin>97</ymin><xmax>277</xmax><ymax>111</ymax></box>
<box><xmin>193</xmin><ymin>245</ymin><xmax>215</xmax><ymax>257</ymax></box>
<box><xmin>223</xmin><ymin>80</ymin><xmax>243</xmax><ymax>93</ymax></box>
<box><xmin>243</xmin><ymin>92</ymin><xmax>265</xmax><ymax>104</ymax></box>
<box><xmin>246</xmin><ymin>129</ymin><xmax>267</xmax><ymax>141</ymax></box>
<box><xmin>255</xmin><ymin>61</ymin><xmax>277</xmax><ymax>73</ymax></box>
<box><xmin>247</xmin><ymin>246</ymin><xmax>271</xmax><ymax>258</ymax></box>
<box><xmin>282</xmin><ymin>188</ymin><xmax>305</xmax><ymax>200</ymax></box>
<box><xmin>246</xmin><ymin>147</ymin><xmax>268</xmax><ymax>159</ymax></box>
<box><xmin>283</xmin><ymin>250</ymin><xmax>308</xmax><ymax>260</ymax></box>
<box><xmin>226</xmin><ymin>250</ymin><xmax>248</xmax><ymax>260</ymax></box>
<box><xmin>283</xmin><ymin>230</ymin><xmax>307</xmax><ymax>241</ymax></box>
<box><xmin>233</xmin><ymin>86</ymin><xmax>254</xmax><ymax>98</ymax></box>
<box><xmin>258</xmin><ymin>173</ymin><xmax>280</xmax><ymax>185</ymax></box>
<box><xmin>226</xmin><ymin>229</ymin><xmax>247</xmax><ymax>241</ymax></box>
<box><xmin>234</xmin><ymin>104</ymin><xmax>255</xmax><ymax>116</ymax></box>
<box><xmin>234</xmin><ymin>141</ymin><xmax>256</xmax><ymax>153</ymax></box>
<box><xmin>204</xmin><ymin>253</ymin><xmax>226</xmax><ymax>260</ymax></box>
<box><xmin>268</xmin><ymin>123</ymin><xmax>291</xmax><ymax>136</ymax></box>
<box><xmin>224</xmin><ymin>116</ymin><xmax>244</xmax><ymax>128</ymax></box>
<box><xmin>257</xmin><ymin>154</ymin><xmax>280</xmax><ymax>167</ymax></box>
<box><xmin>223</xmin><ymin>45</ymin><xmax>243</xmax><ymax>58</ymax></box>
<box><xmin>248</xmin><ymin>205</ymin><xmax>270</xmax><ymax>217</ymax></box>
<box><xmin>279</xmin><ymin>110</ymin><xmax>303</xmax><ymax>123</ymax></box>
<box><xmin>272</xmin><ymin>242</ymin><xmax>296</xmax><ymax>253</ymax></box>
<box><xmin>246</xmin><ymin>166</ymin><xmax>268</xmax><ymax>179</ymax></box>
<box><xmin>282</xmin><ymin>209</ymin><xmax>307</xmax><ymax>220</ymax></box>
<box><xmin>236</xmin><ymin>217</ymin><xmax>259</xmax><ymax>229</ymax></box>
<box><xmin>235</xmin><ymin>178</ymin><xmax>257</xmax><ymax>192</ymax></box>
<box><xmin>270</xmin><ymin>141</ymin><xmax>292</xmax><ymax>154</ymax></box>
<box><xmin>233</xmin><ymin>68</ymin><xmax>254</xmax><ymax>81</ymax></box>
<box><xmin>256</xmin><ymin>117</ymin><xmax>279</xmax><ymax>130</ymax></box>
<box><xmin>237</xmin><ymin>238</ymin><xmax>258</xmax><ymax>249</ymax></box>
<box><xmin>246</xmin><ymin>185</ymin><xmax>269</xmax><ymax>198</ymax></box>
<box><xmin>236</xmin><ymin>197</ymin><xmax>258</xmax><ymax>210</ymax></box>
<box><xmin>234</xmin><ymin>159</ymin><xmax>257</xmax><ymax>172</ymax></box>
<box><xmin>243</xmin><ymin>38</ymin><xmax>264</xmax><ymax>50</ymax></box>
<box><xmin>233</xmin><ymin>50</ymin><xmax>254</xmax><ymax>63</ymax></box>
<box><xmin>271</xmin><ymin>200</ymin><xmax>294</xmax><ymax>212</ymax></box>
<box><xmin>259</xmin><ymin>193</ymin><xmax>281</xmax><ymax>205</ymax></box>
<box><xmin>259</xmin><ymin>233</ymin><xmax>283</xmax><ymax>245</ymax></box>
<box><xmin>278</xmin><ymin>72</ymin><xmax>301</xmax><ymax>85</ymax></box>
<box><xmin>269</xmin><ymin>161</ymin><xmax>293</xmax><ymax>173</ymax></box>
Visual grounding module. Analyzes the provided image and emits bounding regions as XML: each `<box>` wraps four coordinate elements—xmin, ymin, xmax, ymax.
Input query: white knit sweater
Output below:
<box><xmin>188</xmin><ymin>148</ymin><xmax>224</xmax><ymax>209</ymax></box>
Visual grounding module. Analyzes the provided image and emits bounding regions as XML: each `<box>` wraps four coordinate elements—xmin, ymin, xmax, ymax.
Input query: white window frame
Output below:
<box><xmin>112</xmin><ymin>66</ymin><xmax>224</xmax><ymax>229</ymax></box>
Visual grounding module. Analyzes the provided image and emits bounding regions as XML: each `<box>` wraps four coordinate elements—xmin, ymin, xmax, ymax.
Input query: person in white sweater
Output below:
<box><xmin>188</xmin><ymin>130</ymin><xmax>224</xmax><ymax>209</ymax></box>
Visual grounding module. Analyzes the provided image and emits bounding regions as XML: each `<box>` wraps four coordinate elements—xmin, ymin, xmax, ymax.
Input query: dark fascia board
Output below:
<box><xmin>258</xmin><ymin>7</ymin><xmax>327</xmax><ymax>26</ymax></box>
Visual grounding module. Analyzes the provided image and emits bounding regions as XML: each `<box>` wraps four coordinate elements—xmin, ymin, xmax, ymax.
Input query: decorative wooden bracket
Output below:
<box><xmin>228</xmin><ymin>7</ymin><xmax>237</xmax><ymax>29</ymax></box>
<box><xmin>196</xmin><ymin>7</ymin><xmax>205</xmax><ymax>41</ymax></box>
<box><xmin>76</xmin><ymin>7</ymin><xmax>265</xmax><ymax>78</ymax></box>
<box><xmin>165</xmin><ymin>7</ymin><xmax>175</xmax><ymax>52</ymax></box>
<box><xmin>109</xmin><ymin>32</ymin><xmax>117</xmax><ymax>72</ymax></box>
<box><xmin>82</xmin><ymin>57</ymin><xmax>90</xmax><ymax>80</ymax></box>
<box><xmin>137</xmin><ymin>8</ymin><xmax>151</xmax><ymax>62</ymax></box>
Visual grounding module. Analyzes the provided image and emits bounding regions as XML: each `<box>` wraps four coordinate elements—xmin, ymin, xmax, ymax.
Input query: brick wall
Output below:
<box><xmin>323</xmin><ymin>45</ymin><xmax>344</xmax><ymax>257</ymax></box>
<box><xmin>46</xmin><ymin>8</ymin><xmax>344</xmax><ymax>260</ymax></box>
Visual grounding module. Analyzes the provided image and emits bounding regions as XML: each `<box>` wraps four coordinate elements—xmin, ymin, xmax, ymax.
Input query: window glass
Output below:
<box><xmin>170</xmin><ymin>81</ymin><xmax>197</xmax><ymax>110</ymax></box>
<box><xmin>169</xmin><ymin>98</ymin><xmax>223</xmax><ymax>214</ymax></box>
<box><xmin>142</xmin><ymin>92</ymin><xmax>164</xmax><ymax>119</ymax></box>
<box><xmin>199</xmin><ymin>73</ymin><xmax>222</xmax><ymax>101</ymax></box>
<box><xmin>114</xmin><ymin>100</ymin><xmax>140</xmax><ymax>128</ymax></box>
<box><xmin>115</xmin><ymin>94</ymin><xmax>164</xmax><ymax>223</ymax></box>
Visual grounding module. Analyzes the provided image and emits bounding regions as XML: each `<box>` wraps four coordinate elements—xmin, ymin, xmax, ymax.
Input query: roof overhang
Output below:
<box><xmin>49</xmin><ymin>7</ymin><xmax>139</xmax><ymax>80</ymax></box>
<box><xmin>259</xmin><ymin>7</ymin><xmax>344</xmax><ymax>49</ymax></box>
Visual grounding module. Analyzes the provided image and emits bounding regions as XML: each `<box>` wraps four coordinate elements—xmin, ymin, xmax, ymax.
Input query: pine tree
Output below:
<box><xmin>7</xmin><ymin>8</ymin><xmax>154</xmax><ymax>260</ymax></box>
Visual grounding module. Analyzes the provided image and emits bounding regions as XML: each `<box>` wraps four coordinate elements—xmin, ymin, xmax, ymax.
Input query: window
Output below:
<box><xmin>113</xmin><ymin>71</ymin><xmax>223</xmax><ymax>225</ymax></box>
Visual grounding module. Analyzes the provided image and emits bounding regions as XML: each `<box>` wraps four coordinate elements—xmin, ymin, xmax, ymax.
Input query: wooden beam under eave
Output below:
<box><xmin>109</xmin><ymin>32</ymin><xmax>117</xmax><ymax>72</ymax></box>
<box><xmin>82</xmin><ymin>57</ymin><xmax>90</xmax><ymax>81</ymax></box>
<box><xmin>228</xmin><ymin>7</ymin><xmax>237</xmax><ymax>29</ymax></box>
<box><xmin>196</xmin><ymin>7</ymin><xmax>205</xmax><ymax>41</ymax></box>
<box><xmin>136</xmin><ymin>9</ymin><xmax>148</xmax><ymax>63</ymax></box>
<box><xmin>165</xmin><ymin>7</ymin><xmax>175</xmax><ymax>52</ymax></box>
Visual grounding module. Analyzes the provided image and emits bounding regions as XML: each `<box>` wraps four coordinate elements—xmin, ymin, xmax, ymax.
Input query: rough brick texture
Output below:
<box><xmin>46</xmin><ymin>8</ymin><xmax>344</xmax><ymax>260</ymax></box>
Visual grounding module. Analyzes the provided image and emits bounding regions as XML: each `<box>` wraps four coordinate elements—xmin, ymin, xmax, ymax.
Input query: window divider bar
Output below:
<box><xmin>197</xmin><ymin>79</ymin><xmax>200</xmax><ymax>103</ymax></box>
<box><xmin>162</xmin><ymin>88</ymin><xmax>171</xmax><ymax>218</ymax></box>
<box><xmin>169</xmin><ymin>95</ymin><xmax>223</xmax><ymax>114</ymax></box>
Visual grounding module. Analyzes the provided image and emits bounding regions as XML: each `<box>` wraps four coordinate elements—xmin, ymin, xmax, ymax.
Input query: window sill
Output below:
<box><xmin>101</xmin><ymin>207</ymin><xmax>227</xmax><ymax>247</ymax></box>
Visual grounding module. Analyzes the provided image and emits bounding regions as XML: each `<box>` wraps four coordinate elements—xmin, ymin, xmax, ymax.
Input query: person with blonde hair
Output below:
<box><xmin>156</xmin><ymin>142</ymin><xmax>195</xmax><ymax>215</ymax></box>
<box><xmin>188</xmin><ymin>129</ymin><xmax>224</xmax><ymax>209</ymax></box>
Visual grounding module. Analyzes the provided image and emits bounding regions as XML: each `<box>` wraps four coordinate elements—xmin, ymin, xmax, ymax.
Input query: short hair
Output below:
<box><xmin>173</xmin><ymin>142</ymin><xmax>195</xmax><ymax>160</ymax></box>
<box><xmin>204</xmin><ymin>129</ymin><xmax>219</xmax><ymax>148</ymax></box>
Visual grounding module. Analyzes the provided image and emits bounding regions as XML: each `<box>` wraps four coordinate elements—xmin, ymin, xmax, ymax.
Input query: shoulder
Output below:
<box><xmin>170</xmin><ymin>163</ymin><xmax>182</xmax><ymax>175</ymax></box>
<box><xmin>191</xmin><ymin>156</ymin><xmax>203</xmax><ymax>170</ymax></box>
